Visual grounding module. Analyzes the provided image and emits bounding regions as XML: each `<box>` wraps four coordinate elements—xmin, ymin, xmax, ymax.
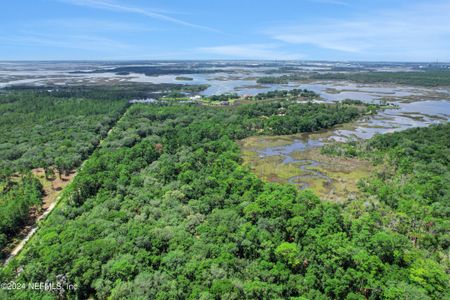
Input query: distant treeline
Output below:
<box><xmin>254</xmin><ymin>88</ymin><xmax>318</xmax><ymax>100</ymax></box>
<box><xmin>310</xmin><ymin>70</ymin><xmax>450</xmax><ymax>87</ymax></box>
<box><xmin>257</xmin><ymin>70</ymin><xmax>450</xmax><ymax>87</ymax></box>
<box><xmin>72</xmin><ymin>66</ymin><xmax>226</xmax><ymax>76</ymax></box>
<box><xmin>257</xmin><ymin>74</ymin><xmax>306</xmax><ymax>84</ymax></box>
<box><xmin>4</xmin><ymin>83</ymin><xmax>208</xmax><ymax>101</ymax></box>
<box><xmin>208</xmin><ymin>93</ymin><xmax>239</xmax><ymax>102</ymax></box>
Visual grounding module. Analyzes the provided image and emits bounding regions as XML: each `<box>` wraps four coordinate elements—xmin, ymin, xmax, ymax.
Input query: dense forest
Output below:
<box><xmin>0</xmin><ymin>92</ymin><xmax>128</xmax><ymax>175</ymax></box>
<box><xmin>322</xmin><ymin>123</ymin><xmax>450</xmax><ymax>255</ymax></box>
<box><xmin>0</xmin><ymin>82</ymin><xmax>209</xmax><ymax>175</ymax></box>
<box><xmin>0</xmin><ymin>91</ymin><xmax>130</xmax><ymax>258</ymax></box>
<box><xmin>1</xmin><ymin>100</ymin><xmax>448</xmax><ymax>299</ymax></box>
<box><xmin>0</xmin><ymin>175</ymin><xmax>43</xmax><ymax>256</ymax></box>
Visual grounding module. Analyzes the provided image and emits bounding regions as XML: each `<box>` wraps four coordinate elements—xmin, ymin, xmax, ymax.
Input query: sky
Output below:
<box><xmin>1</xmin><ymin>0</ymin><xmax>450</xmax><ymax>61</ymax></box>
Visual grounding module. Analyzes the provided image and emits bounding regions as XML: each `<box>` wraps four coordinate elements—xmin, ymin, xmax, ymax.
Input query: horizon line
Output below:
<box><xmin>1</xmin><ymin>59</ymin><xmax>449</xmax><ymax>64</ymax></box>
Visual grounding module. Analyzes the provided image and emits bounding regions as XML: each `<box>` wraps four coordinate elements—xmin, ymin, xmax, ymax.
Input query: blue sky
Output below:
<box><xmin>1</xmin><ymin>0</ymin><xmax>450</xmax><ymax>61</ymax></box>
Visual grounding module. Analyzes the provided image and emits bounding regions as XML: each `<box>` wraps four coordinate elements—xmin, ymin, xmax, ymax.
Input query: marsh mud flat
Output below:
<box><xmin>2</xmin><ymin>62</ymin><xmax>450</xmax><ymax>101</ymax></box>
<box><xmin>240</xmin><ymin>100</ymin><xmax>450</xmax><ymax>202</ymax></box>
<box><xmin>298</xmin><ymin>81</ymin><xmax>450</xmax><ymax>103</ymax></box>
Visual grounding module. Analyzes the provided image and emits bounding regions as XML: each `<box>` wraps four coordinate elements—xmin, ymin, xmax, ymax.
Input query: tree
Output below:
<box><xmin>275</xmin><ymin>242</ymin><xmax>301</xmax><ymax>270</ymax></box>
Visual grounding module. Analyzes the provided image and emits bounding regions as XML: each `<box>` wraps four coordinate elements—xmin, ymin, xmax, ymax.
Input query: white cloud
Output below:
<box><xmin>58</xmin><ymin>0</ymin><xmax>218</xmax><ymax>32</ymax></box>
<box><xmin>197</xmin><ymin>44</ymin><xmax>303</xmax><ymax>60</ymax></box>
<box><xmin>270</xmin><ymin>22</ymin><xmax>369</xmax><ymax>53</ymax></box>
<box><xmin>0</xmin><ymin>33</ymin><xmax>130</xmax><ymax>52</ymax></box>
<box><xmin>266</xmin><ymin>1</ymin><xmax>450</xmax><ymax>60</ymax></box>
<box><xmin>41</xmin><ymin>18</ymin><xmax>155</xmax><ymax>33</ymax></box>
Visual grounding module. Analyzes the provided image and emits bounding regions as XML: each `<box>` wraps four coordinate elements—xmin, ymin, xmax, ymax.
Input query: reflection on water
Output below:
<box><xmin>1</xmin><ymin>63</ymin><xmax>449</xmax><ymax>139</ymax></box>
<box><xmin>258</xmin><ymin>139</ymin><xmax>324</xmax><ymax>161</ymax></box>
<box><xmin>2</xmin><ymin>63</ymin><xmax>450</xmax><ymax>104</ymax></box>
<box><xmin>255</xmin><ymin>100</ymin><xmax>450</xmax><ymax>159</ymax></box>
<box><xmin>248</xmin><ymin>100</ymin><xmax>449</xmax><ymax>193</ymax></box>
<box><xmin>287</xmin><ymin>159</ymin><xmax>332</xmax><ymax>189</ymax></box>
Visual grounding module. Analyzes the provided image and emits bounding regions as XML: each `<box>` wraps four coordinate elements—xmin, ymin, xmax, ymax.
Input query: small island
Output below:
<box><xmin>175</xmin><ymin>76</ymin><xmax>194</xmax><ymax>81</ymax></box>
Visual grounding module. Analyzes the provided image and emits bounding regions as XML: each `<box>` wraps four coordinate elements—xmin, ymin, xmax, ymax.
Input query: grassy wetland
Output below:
<box><xmin>240</xmin><ymin>135</ymin><xmax>373</xmax><ymax>202</ymax></box>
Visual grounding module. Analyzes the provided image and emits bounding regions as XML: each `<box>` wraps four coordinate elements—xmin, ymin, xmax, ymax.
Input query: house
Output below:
<box><xmin>129</xmin><ymin>98</ymin><xmax>157</xmax><ymax>104</ymax></box>
<box><xmin>190</xmin><ymin>95</ymin><xmax>202</xmax><ymax>101</ymax></box>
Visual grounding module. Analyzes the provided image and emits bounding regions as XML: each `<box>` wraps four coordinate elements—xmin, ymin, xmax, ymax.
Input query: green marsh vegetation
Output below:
<box><xmin>239</xmin><ymin>145</ymin><xmax>373</xmax><ymax>203</ymax></box>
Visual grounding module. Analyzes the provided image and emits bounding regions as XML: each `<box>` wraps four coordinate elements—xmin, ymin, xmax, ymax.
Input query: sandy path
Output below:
<box><xmin>3</xmin><ymin>171</ymin><xmax>74</xmax><ymax>266</ymax></box>
<box><xmin>3</xmin><ymin>108</ymin><xmax>127</xmax><ymax>266</ymax></box>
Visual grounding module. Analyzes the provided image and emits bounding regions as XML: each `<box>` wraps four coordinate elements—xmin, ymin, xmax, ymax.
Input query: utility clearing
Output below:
<box><xmin>3</xmin><ymin>169</ymin><xmax>75</xmax><ymax>265</ymax></box>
